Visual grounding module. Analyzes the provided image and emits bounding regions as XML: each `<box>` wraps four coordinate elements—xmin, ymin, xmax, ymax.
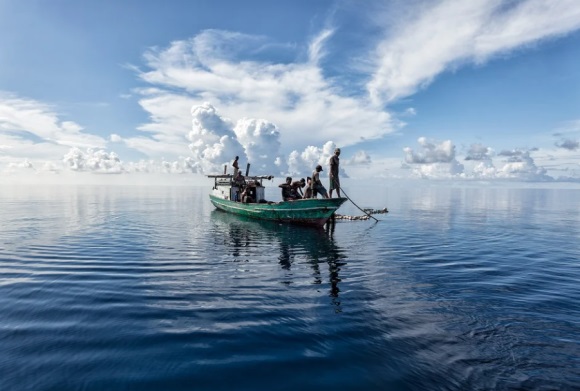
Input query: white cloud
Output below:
<box><xmin>346</xmin><ymin>150</ymin><xmax>372</xmax><ymax>166</ymax></box>
<box><xmin>233</xmin><ymin>117</ymin><xmax>281</xmax><ymax>174</ymax></box>
<box><xmin>2</xmin><ymin>4</ymin><xmax>580</xmax><ymax>184</ymax></box>
<box><xmin>367</xmin><ymin>0</ymin><xmax>580</xmax><ymax>104</ymax></box>
<box><xmin>401</xmin><ymin>138</ymin><xmax>556</xmax><ymax>181</ymax></box>
<box><xmin>63</xmin><ymin>147</ymin><xmax>124</xmax><ymax>173</ymax></box>
<box><xmin>0</xmin><ymin>93</ymin><xmax>107</xmax><ymax>149</ymax></box>
<box><xmin>0</xmin><ymin>93</ymin><xmax>109</xmax><ymax>169</ymax></box>
<box><xmin>135</xmin><ymin>29</ymin><xmax>395</xmax><ymax>158</ymax></box>
<box><xmin>404</xmin><ymin>137</ymin><xmax>457</xmax><ymax>164</ymax></box>
<box><xmin>287</xmin><ymin>141</ymin><xmax>336</xmax><ymax>177</ymax></box>
<box><xmin>186</xmin><ymin>102</ymin><xmax>245</xmax><ymax>174</ymax></box>
<box><xmin>494</xmin><ymin>149</ymin><xmax>551</xmax><ymax>181</ymax></box>
<box><xmin>465</xmin><ymin>143</ymin><xmax>494</xmax><ymax>161</ymax></box>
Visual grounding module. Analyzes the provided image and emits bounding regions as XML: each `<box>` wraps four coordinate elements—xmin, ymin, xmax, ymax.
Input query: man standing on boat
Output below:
<box><xmin>311</xmin><ymin>165</ymin><xmax>329</xmax><ymax>198</ymax></box>
<box><xmin>329</xmin><ymin>148</ymin><xmax>341</xmax><ymax>198</ymax></box>
<box><xmin>232</xmin><ymin>156</ymin><xmax>240</xmax><ymax>177</ymax></box>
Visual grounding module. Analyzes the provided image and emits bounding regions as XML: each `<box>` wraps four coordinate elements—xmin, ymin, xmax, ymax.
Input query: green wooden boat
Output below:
<box><xmin>208</xmin><ymin>174</ymin><xmax>347</xmax><ymax>227</ymax></box>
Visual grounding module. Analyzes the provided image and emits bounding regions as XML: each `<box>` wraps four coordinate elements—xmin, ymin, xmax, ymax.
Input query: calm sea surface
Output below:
<box><xmin>1</xmin><ymin>183</ymin><xmax>579</xmax><ymax>391</ymax></box>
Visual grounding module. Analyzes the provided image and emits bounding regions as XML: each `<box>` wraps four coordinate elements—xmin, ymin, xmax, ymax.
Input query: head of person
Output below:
<box><xmin>235</xmin><ymin>156</ymin><xmax>239</xmax><ymax>160</ymax></box>
<box><xmin>299</xmin><ymin>178</ymin><xmax>306</xmax><ymax>187</ymax></box>
<box><xmin>307</xmin><ymin>176</ymin><xmax>311</xmax><ymax>183</ymax></box>
<box><xmin>286</xmin><ymin>176</ymin><xmax>292</xmax><ymax>184</ymax></box>
<box><xmin>316</xmin><ymin>164</ymin><xmax>323</xmax><ymax>172</ymax></box>
<box><xmin>335</xmin><ymin>148</ymin><xmax>341</xmax><ymax>155</ymax></box>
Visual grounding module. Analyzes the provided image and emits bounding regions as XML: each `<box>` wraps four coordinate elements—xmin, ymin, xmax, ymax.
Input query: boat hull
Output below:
<box><xmin>209</xmin><ymin>195</ymin><xmax>347</xmax><ymax>227</ymax></box>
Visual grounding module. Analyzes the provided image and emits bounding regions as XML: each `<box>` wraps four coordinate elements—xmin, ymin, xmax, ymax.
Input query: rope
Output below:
<box><xmin>333</xmin><ymin>178</ymin><xmax>380</xmax><ymax>222</ymax></box>
<box><xmin>334</xmin><ymin>208</ymin><xmax>388</xmax><ymax>221</ymax></box>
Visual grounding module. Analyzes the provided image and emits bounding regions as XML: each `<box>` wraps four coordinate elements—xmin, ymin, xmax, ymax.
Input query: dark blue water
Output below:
<box><xmin>1</xmin><ymin>183</ymin><xmax>579</xmax><ymax>391</ymax></box>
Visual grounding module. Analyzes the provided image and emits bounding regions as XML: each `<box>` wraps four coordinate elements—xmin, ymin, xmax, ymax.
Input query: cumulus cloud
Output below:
<box><xmin>401</xmin><ymin>141</ymin><xmax>556</xmax><ymax>181</ymax></box>
<box><xmin>346</xmin><ymin>150</ymin><xmax>372</xmax><ymax>166</ymax></box>
<box><xmin>367</xmin><ymin>0</ymin><xmax>580</xmax><ymax>104</ymax></box>
<box><xmin>186</xmin><ymin>102</ymin><xmax>245</xmax><ymax>174</ymax></box>
<box><xmin>402</xmin><ymin>138</ymin><xmax>465</xmax><ymax>178</ymax></box>
<box><xmin>555</xmin><ymin>138</ymin><xmax>579</xmax><ymax>151</ymax></box>
<box><xmin>404</xmin><ymin>137</ymin><xmax>457</xmax><ymax>164</ymax></box>
<box><xmin>234</xmin><ymin>117</ymin><xmax>281</xmax><ymax>173</ymax></box>
<box><xmin>63</xmin><ymin>147</ymin><xmax>124</xmax><ymax>173</ymax></box>
<box><xmin>465</xmin><ymin>143</ymin><xmax>494</xmax><ymax>161</ymax></box>
<box><xmin>3</xmin><ymin>4</ymin><xmax>580</xmax><ymax>184</ymax></box>
<box><xmin>135</xmin><ymin>29</ymin><xmax>395</xmax><ymax>159</ymax></box>
<box><xmin>7</xmin><ymin>159</ymin><xmax>35</xmax><ymax>171</ymax></box>
<box><xmin>495</xmin><ymin>149</ymin><xmax>551</xmax><ymax>181</ymax></box>
<box><xmin>285</xmin><ymin>141</ymin><xmax>350</xmax><ymax>178</ymax></box>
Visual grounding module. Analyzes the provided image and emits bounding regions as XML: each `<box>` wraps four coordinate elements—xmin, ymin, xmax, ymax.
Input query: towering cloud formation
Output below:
<box><xmin>287</xmin><ymin>141</ymin><xmax>337</xmax><ymax>177</ymax></box>
<box><xmin>187</xmin><ymin>103</ymin><xmax>245</xmax><ymax>174</ymax></box>
<box><xmin>234</xmin><ymin>118</ymin><xmax>282</xmax><ymax>173</ymax></box>
<box><xmin>186</xmin><ymin>102</ymin><xmax>284</xmax><ymax>175</ymax></box>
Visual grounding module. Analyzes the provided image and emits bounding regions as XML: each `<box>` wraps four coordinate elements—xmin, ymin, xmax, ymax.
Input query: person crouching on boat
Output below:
<box><xmin>303</xmin><ymin>177</ymin><xmax>313</xmax><ymax>199</ymax></box>
<box><xmin>311</xmin><ymin>165</ymin><xmax>329</xmax><ymax>198</ymax></box>
<box><xmin>233</xmin><ymin>171</ymin><xmax>245</xmax><ymax>201</ymax></box>
<box><xmin>291</xmin><ymin>178</ymin><xmax>306</xmax><ymax>199</ymax></box>
<box><xmin>279</xmin><ymin>177</ymin><xmax>297</xmax><ymax>201</ymax></box>
<box><xmin>241</xmin><ymin>186</ymin><xmax>254</xmax><ymax>203</ymax></box>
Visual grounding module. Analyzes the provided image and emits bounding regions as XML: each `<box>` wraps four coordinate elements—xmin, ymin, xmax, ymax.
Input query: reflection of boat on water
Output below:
<box><xmin>210</xmin><ymin>210</ymin><xmax>346</xmax><ymax>306</ymax></box>
<box><xmin>207</xmin><ymin>174</ymin><xmax>347</xmax><ymax>227</ymax></box>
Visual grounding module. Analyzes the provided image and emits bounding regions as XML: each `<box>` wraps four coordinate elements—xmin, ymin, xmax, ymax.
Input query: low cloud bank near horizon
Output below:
<box><xmin>4</xmin><ymin>124</ymin><xmax>580</xmax><ymax>182</ymax></box>
<box><xmin>1</xmin><ymin>94</ymin><xmax>579</xmax><ymax>182</ymax></box>
<box><xmin>401</xmin><ymin>138</ymin><xmax>580</xmax><ymax>182</ymax></box>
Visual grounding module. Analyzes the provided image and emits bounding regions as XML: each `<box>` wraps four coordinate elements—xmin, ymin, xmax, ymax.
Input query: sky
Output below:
<box><xmin>1</xmin><ymin>0</ymin><xmax>580</xmax><ymax>183</ymax></box>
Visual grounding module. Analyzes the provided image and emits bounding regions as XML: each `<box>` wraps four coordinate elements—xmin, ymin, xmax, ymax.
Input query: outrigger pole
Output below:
<box><xmin>336</xmin><ymin>182</ymin><xmax>379</xmax><ymax>222</ymax></box>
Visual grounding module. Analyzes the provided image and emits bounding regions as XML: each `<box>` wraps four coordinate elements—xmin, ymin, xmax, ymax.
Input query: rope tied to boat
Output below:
<box><xmin>334</xmin><ymin>179</ymin><xmax>381</xmax><ymax>222</ymax></box>
<box><xmin>334</xmin><ymin>208</ymin><xmax>388</xmax><ymax>221</ymax></box>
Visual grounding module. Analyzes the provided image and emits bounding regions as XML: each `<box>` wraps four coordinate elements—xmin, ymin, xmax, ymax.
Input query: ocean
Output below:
<box><xmin>1</xmin><ymin>182</ymin><xmax>579</xmax><ymax>391</ymax></box>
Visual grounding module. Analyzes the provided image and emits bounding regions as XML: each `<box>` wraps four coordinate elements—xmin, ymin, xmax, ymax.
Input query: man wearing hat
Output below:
<box><xmin>329</xmin><ymin>148</ymin><xmax>341</xmax><ymax>198</ymax></box>
<box><xmin>311</xmin><ymin>164</ymin><xmax>329</xmax><ymax>199</ymax></box>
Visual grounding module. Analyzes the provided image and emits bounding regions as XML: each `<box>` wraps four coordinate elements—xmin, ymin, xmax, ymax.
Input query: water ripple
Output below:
<box><xmin>0</xmin><ymin>185</ymin><xmax>579</xmax><ymax>390</ymax></box>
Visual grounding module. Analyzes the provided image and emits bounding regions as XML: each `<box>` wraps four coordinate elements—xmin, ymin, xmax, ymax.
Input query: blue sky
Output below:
<box><xmin>1</xmin><ymin>0</ymin><xmax>579</xmax><ymax>182</ymax></box>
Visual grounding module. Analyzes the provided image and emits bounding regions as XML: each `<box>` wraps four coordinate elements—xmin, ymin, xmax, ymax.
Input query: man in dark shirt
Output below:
<box><xmin>232</xmin><ymin>156</ymin><xmax>239</xmax><ymax>177</ymax></box>
<box><xmin>279</xmin><ymin>177</ymin><xmax>299</xmax><ymax>201</ymax></box>
<box><xmin>291</xmin><ymin>178</ymin><xmax>306</xmax><ymax>199</ymax></box>
<box><xmin>329</xmin><ymin>148</ymin><xmax>341</xmax><ymax>198</ymax></box>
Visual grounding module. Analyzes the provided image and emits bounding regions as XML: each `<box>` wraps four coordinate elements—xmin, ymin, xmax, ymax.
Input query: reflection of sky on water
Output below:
<box><xmin>1</xmin><ymin>184</ymin><xmax>578</xmax><ymax>389</ymax></box>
